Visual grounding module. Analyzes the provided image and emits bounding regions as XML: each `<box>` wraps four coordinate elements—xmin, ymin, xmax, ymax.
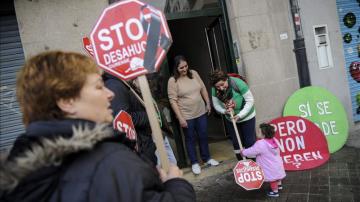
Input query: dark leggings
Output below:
<box><xmin>225</xmin><ymin>117</ymin><xmax>256</xmax><ymax>153</ymax></box>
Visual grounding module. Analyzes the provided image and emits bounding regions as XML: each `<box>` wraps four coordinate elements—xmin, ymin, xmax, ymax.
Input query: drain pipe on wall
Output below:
<box><xmin>289</xmin><ymin>0</ymin><xmax>311</xmax><ymax>88</ymax></box>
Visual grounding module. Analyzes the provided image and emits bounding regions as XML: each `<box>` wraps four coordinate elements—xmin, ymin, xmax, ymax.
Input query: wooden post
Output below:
<box><xmin>137</xmin><ymin>75</ymin><xmax>170</xmax><ymax>171</ymax></box>
<box><xmin>230</xmin><ymin>111</ymin><xmax>246</xmax><ymax>160</ymax></box>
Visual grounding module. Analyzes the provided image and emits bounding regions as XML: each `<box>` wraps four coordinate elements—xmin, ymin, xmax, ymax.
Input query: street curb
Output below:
<box><xmin>182</xmin><ymin>158</ymin><xmax>239</xmax><ymax>184</ymax></box>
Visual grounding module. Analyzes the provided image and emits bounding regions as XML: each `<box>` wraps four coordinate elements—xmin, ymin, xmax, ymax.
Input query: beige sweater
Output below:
<box><xmin>167</xmin><ymin>70</ymin><xmax>207</xmax><ymax>120</ymax></box>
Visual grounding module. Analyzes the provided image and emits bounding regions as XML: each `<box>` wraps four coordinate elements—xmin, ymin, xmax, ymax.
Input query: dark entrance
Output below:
<box><xmin>167</xmin><ymin>15</ymin><xmax>228</xmax><ymax>137</ymax></box>
<box><xmin>158</xmin><ymin>4</ymin><xmax>236</xmax><ymax>167</ymax></box>
<box><xmin>205</xmin><ymin>16</ymin><xmax>231</xmax><ymax>72</ymax></box>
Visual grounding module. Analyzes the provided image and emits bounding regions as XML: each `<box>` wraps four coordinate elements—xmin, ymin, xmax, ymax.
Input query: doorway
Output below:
<box><xmin>157</xmin><ymin>9</ymin><xmax>236</xmax><ymax>166</ymax></box>
<box><xmin>166</xmin><ymin>16</ymin><xmax>228</xmax><ymax>140</ymax></box>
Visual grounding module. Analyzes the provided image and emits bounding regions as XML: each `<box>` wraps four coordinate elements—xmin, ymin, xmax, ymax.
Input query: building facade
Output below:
<box><xmin>1</xmin><ymin>0</ymin><xmax>358</xmax><ymax>163</ymax></box>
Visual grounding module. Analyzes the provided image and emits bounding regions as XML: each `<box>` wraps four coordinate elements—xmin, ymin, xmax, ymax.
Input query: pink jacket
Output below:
<box><xmin>242</xmin><ymin>138</ymin><xmax>286</xmax><ymax>182</ymax></box>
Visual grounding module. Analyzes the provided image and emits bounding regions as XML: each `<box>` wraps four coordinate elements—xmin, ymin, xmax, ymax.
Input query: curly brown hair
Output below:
<box><xmin>259</xmin><ymin>123</ymin><xmax>276</xmax><ymax>139</ymax></box>
<box><xmin>16</xmin><ymin>51</ymin><xmax>99</xmax><ymax>125</ymax></box>
<box><xmin>209</xmin><ymin>69</ymin><xmax>228</xmax><ymax>86</ymax></box>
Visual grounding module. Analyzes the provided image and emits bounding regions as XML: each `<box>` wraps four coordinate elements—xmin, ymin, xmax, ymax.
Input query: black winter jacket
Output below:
<box><xmin>0</xmin><ymin>119</ymin><xmax>195</xmax><ymax>202</ymax></box>
<box><xmin>103</xmin><ymin>74</ymin><xmax>157</xmax><ymax>165</ymax></box>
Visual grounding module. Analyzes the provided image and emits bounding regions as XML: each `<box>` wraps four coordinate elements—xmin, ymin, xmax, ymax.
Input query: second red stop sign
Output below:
<box><xmin>113</xmin><ymin>110</ymin><xmax>137</xmax><ymax>141</ymax></box>
<box><xmin>233</xmin><ymin>159</ymin><xmax>264</xmax><ymax>190</ymax></box>
<box><xmin>90</xmin><ymin>0</ymin><xmax>172</xmax><ymax>80</ymax></box>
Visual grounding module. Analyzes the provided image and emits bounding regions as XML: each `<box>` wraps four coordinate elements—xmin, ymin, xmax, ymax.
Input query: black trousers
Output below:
<box><xmin>225</xmin><ymin>117</ymin><xmax>256</xmax><ymax>153</ymax></box>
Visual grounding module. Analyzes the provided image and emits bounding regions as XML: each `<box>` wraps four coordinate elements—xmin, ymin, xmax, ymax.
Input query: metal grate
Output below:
<box><xmin>336</xmin><ymin>0</ymin><xmax>360</xmax><ymax>122</ymax></box>
<box><xmin>0</xmin><ymin>15</ymin><xmax>25</xmax><ymax>153</ymax></box>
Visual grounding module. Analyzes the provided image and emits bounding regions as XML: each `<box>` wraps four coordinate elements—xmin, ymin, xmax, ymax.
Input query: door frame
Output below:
<box><xmin>163</xmin><ymin>3</ymin><xmax>237</xmax><ymax>167</ymax></box>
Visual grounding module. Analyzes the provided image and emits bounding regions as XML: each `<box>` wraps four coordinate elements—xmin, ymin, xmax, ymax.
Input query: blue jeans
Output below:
<box><xmin>183</xmin><ymin>113</ymin><xmax>211</xmax><ymax>164</ymax></box>
<box><xmin>225</xmin><ymin>117</ymin><xmax>256</xmax><ymax>154</ymax></box>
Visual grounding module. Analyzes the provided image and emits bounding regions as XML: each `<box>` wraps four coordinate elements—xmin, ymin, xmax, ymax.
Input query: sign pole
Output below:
<box><xmin>230</xmin><ymin>112</ymin><xmax>265</xmax><ymax>190</ymax></box>
<box><xmin>230</xmin><ymin>111</ymin><xmax>246</xmax><ymax>160</ymax></box>
<box><xmin>88</xmin><ymin>0</ymin><xmax>173</xmax><ymax>172</ymax></box>
<box><xmin>137</xmin><ymin>75</ymin><xmax>170</xmax><ymax>172</ymax></box>
<box><xmin>231</xmin><ymin>110</ymin><xmax>265</xmax><ymax>190</ymax></box>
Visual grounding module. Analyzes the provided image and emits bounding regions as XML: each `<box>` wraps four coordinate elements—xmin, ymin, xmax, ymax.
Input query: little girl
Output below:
<box><xmin>241</xmin><ymin>123</ymin><xmax>286</xmax><ymax>197</ymax></box>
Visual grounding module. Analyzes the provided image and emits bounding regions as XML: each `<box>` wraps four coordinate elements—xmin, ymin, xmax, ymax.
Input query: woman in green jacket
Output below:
<box><xmin>210</xmin><ymin>69</ymin><xmax>256</xmax><ymax>160</ymax></box>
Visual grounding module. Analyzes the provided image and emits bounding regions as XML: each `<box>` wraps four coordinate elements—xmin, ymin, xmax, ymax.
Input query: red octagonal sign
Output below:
<box><xmin>90</xmin><ymin>0</ymin><xmax>172</xmax><ymax>80</ymax></box>
<box><xmin>233</xmin><ymin>159</ymin><xmax>264</xmax><ymax>190</ymax></box>
<box><xmin>113</xmin><ymin>110</ymin><xmax>137</xmax><ymax>141</ymax></box>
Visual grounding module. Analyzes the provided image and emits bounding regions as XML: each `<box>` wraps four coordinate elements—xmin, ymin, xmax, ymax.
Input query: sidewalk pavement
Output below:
<box><xmin>182</xmin><ymin>129</ymin><xmax>360</xmax><ymax>202</ymax></box>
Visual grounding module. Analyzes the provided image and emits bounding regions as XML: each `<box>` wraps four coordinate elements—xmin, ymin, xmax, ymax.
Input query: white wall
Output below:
<box><xmin>13</xmin><ymin>0</ymin><xmax>171</xmax><ymax>59</ymax></box>
<box><xmin>226</xmin><ymin>0</ymin><xmax>300</xmax><ymax>124</ymax></box>
<box><xmin>14</xmin><ymin>0</ymin><xmax>108</xmax><ymax>58</ymax></box>
<box><xmin>298</xmin><ymin>0</ymin><xmax>355</xmax><ymax>127</ymax></box>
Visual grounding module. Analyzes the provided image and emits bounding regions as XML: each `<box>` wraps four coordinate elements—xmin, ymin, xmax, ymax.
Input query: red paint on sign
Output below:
<box><xmin>90</xmin><ymin>0</ymin><xmax>172</xmax><ymax>80</ymax></box>
<box><xmin>113</xmin><ymin>110</ymin><xmax>137</xmax><ymax>141</ymax></box>
<box><xmin>82</xmin><ymin>36</ymin><xmax>94</xmax><ymax>57</ymax></box>
<box><xmin>270</xmin><ymin>116</ymin><xmax>330</xmax><ymax>171</ymax></box>
<box><xmin>233</xmin><ymin>159</ymin><xmax>264</xmax><ymax>190</ymax></box>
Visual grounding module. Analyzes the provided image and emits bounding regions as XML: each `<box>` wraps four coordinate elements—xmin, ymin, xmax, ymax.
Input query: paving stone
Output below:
<box><xmin>283</xmin><ymin>193</ymin><xmax>308</xmax><ymax>202</ymax></box>
<box><xmin>194</xmin><ymin>146</ymin><xmax>360</xmax><ymax>202</ymax></box>
<box><xmin>329</xmin><ymin>195</ymin><xmax>354</xmax><ymax>202</ymax></box>
<box><xmin>308</xmin><ymin>194</ymin><xmax>329</xmax><ymax>202</ymax></box>
<box><xmin>309</xmin><ymin>185</ymin><xmax>329</xmax><ymax>195</ymax></box>
<box><xmin>330</xmin><ymin>177</ymin><xmax>351</xmax><ymax>186</ymax></box>
<box><xmin>310</xmin><ymin>176</ymin><xmax>329</xmax><ymax>185</ymax></box>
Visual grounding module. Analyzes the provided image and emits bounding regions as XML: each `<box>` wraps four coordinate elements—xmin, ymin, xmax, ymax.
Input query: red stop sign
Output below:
<box><xmin>233</xmin><ymin>159</ymin><xmax>264</xmax><ymax>190</ymax></box>
<box><xmin>82</xmin><ymin>36</ymin><xmax>94</xmax><ymax>57</ymax></box>
<box><xmin>90</xmin><ymin>0</ymin><xmax>172</xmax><ymax>80</ymax></box>
<box><xmin>113</xmin><ymin>110</ymin><xmax>137</xmax><ymax>141</ymax></box>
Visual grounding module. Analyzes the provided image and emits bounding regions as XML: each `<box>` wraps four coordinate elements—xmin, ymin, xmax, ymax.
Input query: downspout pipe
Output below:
<box><xmin>289</xmin><ymin>0</ymin><xmax>311</xmax><ymax>87</ymax></box>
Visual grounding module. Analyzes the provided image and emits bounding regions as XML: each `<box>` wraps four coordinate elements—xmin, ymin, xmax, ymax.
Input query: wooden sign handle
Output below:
<box><xmin>230</xmin><ymin>111</ymin><xmax>246</xmax><ymax>160</ymax></box>
<box><xmin>137</xmin><ymin>75</ymin><xmax>170</xmax><ymax>171</ymax></box>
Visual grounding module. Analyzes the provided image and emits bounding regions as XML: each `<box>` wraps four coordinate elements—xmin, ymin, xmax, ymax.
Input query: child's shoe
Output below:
<box><xmin>278</xmin><ymin>185</ymin><xmax>283</xmax><ymax>190</ymax></box>
<box><xmin>267</xmin><ymin>191</ymin><xmax>279</xmax><ymax>197</ymax></box>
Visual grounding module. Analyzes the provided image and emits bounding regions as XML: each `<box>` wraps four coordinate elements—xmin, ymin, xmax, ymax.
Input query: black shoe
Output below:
<box><xmin>267</xmin><ymin>191</ymin><xmax>279</xmax><ymax>197</ymax></box>
<box><xmin>236</xmin><ymin>154</ymin><xmax>242</xmax><ymax>161</ymax></box>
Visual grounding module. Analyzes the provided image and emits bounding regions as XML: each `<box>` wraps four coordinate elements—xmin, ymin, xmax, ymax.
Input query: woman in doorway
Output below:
<box><xmin>209</xmin><ymin>69</ymin><xmax>256</xmax><ymax>160</ymax></box>
<box><xmin>167</xmin><ymin>55</ymin><xmax>219</xmax><ymax>175</ymax></box>
<box><xmin>0</xmin><ymin>51</ymin><xmax>195</xmax><ymax>202</ymax></box>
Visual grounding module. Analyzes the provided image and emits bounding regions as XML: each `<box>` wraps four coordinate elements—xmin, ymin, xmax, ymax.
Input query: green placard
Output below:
<box><xmin>283</xmin><ymin>86</ymin><xmax>349</xmax><ymax>153</ymax></box>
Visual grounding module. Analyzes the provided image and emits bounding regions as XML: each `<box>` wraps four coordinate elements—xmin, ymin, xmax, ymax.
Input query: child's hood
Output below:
<box><xmin>264</xmin><ymin>138</ymin><xmax>279</xmax><ymax>155</ymax></box>
<box><xmin>264</xmin><ymin>138</ymin><xmax>278</xmax><ymax>148</ymax></box>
